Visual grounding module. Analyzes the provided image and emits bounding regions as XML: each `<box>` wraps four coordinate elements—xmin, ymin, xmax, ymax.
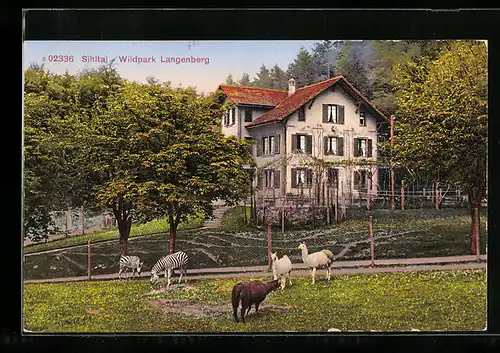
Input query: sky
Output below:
<box><xmin>23</xmin><ymin>40</ymin><xmax>320</xmax><ymax>94</ymax></box>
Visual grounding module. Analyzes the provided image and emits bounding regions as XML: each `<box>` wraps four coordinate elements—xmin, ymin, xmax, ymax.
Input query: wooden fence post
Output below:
<box><xmin>370</xmin><ymin>216</ymin><xmax>375</xmax><ymax>267</ymax></box>
<box><xmin>88</xmin><ymin>239</ymin><xmax>91</xmax><ymax>280</ymax></box>
<box><xmin>267</xmin><ymin>223</ymin><xmax>273</xmax><ymax>270</ymax></box>
<box><xmin>435</xmin><ymin>181</ymin><xmax>440</xmax><ymax>209</ymax></box>
<box><xmin>401</xmin><ymin>180</ymin><xmax>405</xmax><ymax>211</ymax></box>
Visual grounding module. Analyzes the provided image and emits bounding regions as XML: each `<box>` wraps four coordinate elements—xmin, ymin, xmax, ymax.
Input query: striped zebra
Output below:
<box><xmin>118</xmin><ymin>255</ymin><xmax>144</xmax><ymax>280</ymax></box>
<box><xmin>150</xmin><ymin>251</ymin><xmax>188</xmax><ymax>286</ymax></box>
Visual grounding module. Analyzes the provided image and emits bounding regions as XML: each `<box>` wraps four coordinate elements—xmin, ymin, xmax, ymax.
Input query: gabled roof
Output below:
<box><xmin>217</xmin><ymin>84</ymin><xmax>288</xmax><ymax>107</ymax></box>
<box><xmin>244</xmin><ymin>75</ymin><xmax>389</xmax><ymax>128</ymax></box>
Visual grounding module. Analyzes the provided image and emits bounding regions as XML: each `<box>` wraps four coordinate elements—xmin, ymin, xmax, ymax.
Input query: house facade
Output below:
<box><xmin>217</xmin><ymin>76</ymin><xmax>389</xmax><ymax>207</ymax></box>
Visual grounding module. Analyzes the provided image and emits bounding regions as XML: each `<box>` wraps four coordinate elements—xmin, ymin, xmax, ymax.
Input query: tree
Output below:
<box><xmin>269</xmin><ymin>64</ymin><xmax>288</xmax><ymax>90</ymax></box>
<box><xmin>23</xmin><ymin>67</ymin><xmax>87</xmax><ymax>240</ymax></box>
<box><xmin>253</xmin><ymin>64</ymin><xmax>273</xmax><ymax>88</ymax></box>
<box><xmin>225</xmin><ymin>74</ymin><xmax>235</xmax><ymax>85</ymax></box>
<box><xmin>121</xmin><ymin>85</ymin><xmax>253</xmax><ymax>254</ymax></box>
<box><xmin>312</xmin><ymin>41</ymin><xmax>338</xmax><ymax>81</ymax></box>
<box><xmin>286</xmin><ymin>47</ymin><xmax>317</xmax><ymax>88</ymax></box>
<box><xmin>336</xmin><ymin>41</ymin><xmax>372</xmax><ymax>99</ymax></box>
<box><xmin>238</xmin><ymin>73</ymin><xmax>251</xmax><ymax>86</ymax></box>
<box><xmin>390</xmin><ymin>40</ymin><xmax>487</xmax><ymax>255</ymax></box>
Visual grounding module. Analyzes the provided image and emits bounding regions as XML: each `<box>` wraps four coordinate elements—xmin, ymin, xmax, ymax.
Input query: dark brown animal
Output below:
<box><xmin>231</xmin><ymin>279</ymin><xmax>280</xmax><ymax>323</ymax></box>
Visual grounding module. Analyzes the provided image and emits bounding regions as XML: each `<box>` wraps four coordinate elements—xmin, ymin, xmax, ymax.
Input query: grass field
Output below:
<box><xmin>23</xmin><ymin>269</ymin><xmax>487</xmax><ymax>332</ymax></box>
<box><xmin>23</xmin><ymin>208</ymin><xmax>487</xmax><ymax>281</ymax></box>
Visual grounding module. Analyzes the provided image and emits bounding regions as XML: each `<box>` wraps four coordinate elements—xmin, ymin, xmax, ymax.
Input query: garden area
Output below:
<box><xmin>23</xmin><ymin>207</ymin><xmax>487</xmax><ymax>281</ymax></box>
<box><xmin>23</xmin><ymin>268</ymin><xmax>487</xmax><ymax>332</ymax></box>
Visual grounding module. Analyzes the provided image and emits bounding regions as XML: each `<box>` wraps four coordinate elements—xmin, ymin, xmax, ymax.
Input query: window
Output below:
<box><xmin>327</xmin><ymin>105</ymin><xmax>338</xmax><ymax>123</ymax></box>
<box><xmin>326</xmin><ymin>137</ymin><xmax>337</xmax><ymax>155</ymax></box>
<box><xmin>223</xmin><ymin>111</ymin><xmax>229</xmax><ymax>126</ymax></box>
<box><xmin>260</xmin><ymin>135</ymin><xmax>280</xmax><ymax>156</ymax></box>
<box><xmin>244</xmin><ymin>109</ymin><xmax>252</xmax><ymax>122</ymax></box>
<box><xmin>327</xmin><ymin>168</ymin><xmax>339</xmax><ymax>187</ymax></box>
<box><xmin>323</xmin><ymin>104</ymin><xmax>345</xmax><ymax>124</ymax></box>
<box><xmin>263</xmin><ymin>169</ymin><xmax>280</xmax><ymax>189</ymax></box>
<box><xmin>298</xmin><ymin>106</ymin><xmax>305</xmax><ymax>121</ymax></box>
<box><xmin>359</xmin><ymin>111</ymin><xmax>366</xmax><ymax>126</ymax></box>
<box><xmin>297</xmin><ymin>169</ymin><xmax>307</xmax><ymax>185</ymax></box>
<box><xmin>263</xmin><ymin>136</ymin><xmax>269</xmax><ymax>155</ymax></box>
<box><xmin>358</xmin><ymin>139</ymin><xmax>367</xmax><ymax>157</ymax></box>
<box><xmin>230</xmin><ymin>107</ymin><xmax>236</xmax><ymax>125</ymax></box>
<box><xmin>264</xmin><ymin>169</ymin><xmax>273</xmax><ymax>188</ymax></box>
<box><xmin>354</xmin><ymin>170</ymin><xmax>368</xmax><ymax>190</ymax></box>
<box><xmin>297</xmin><ymin>134</ymin><xmax>306</xmax><ymax>152</ymax></box>
<box><xmin>291</xmin><ymin>168</ymin><xmax>312</xmax><ymax>188</ymax></box>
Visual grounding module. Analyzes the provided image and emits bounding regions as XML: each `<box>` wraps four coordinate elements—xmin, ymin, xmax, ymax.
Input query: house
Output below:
<box><xmin>217</xmin><ymin>76</ymin><xmax>389</xmax><ymax>207</ymax></box>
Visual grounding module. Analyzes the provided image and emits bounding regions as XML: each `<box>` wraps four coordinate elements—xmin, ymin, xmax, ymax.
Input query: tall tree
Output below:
<box><xmin>238</xmin><ymin>73</ymin><xmax>251</xmax><ymax>86</ymax></box>
<box><xmin>286</xmin><ymin>47</ymin><xmax>317</xmax><ymax>88</ymax></box>
<box><xmin>390</xmin><ymin>40</ymin><xmax>487</xmax><ymax>255</ymax></box>
<box><xmin>253</xmin><ymin>64</ymin><xmax>273</xmax><ymax>88</ymax></box>
<box><xmin>336</xmin><ymin>41</ymin><xmax>372</xmax><ymax>99</ymax></box>
<box><xmin>312</xmin><ymin>41</ymin><xmax>337</xmax><ymax>81</ymax></box>
<box><xmin>269</xmin><ymin>64</ymin><xmax>288</xmax><ymax>90</ymax></box>
<box><xmin>225</xmin><ymin>74</ymin><xmax>236</xmax><ymax>85</ymax></box>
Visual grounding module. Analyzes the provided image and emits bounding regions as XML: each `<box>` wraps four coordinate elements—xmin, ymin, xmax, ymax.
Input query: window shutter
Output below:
<box><xmin>306</xmin><ymin>135</ymin><xmax>313</xmax><ymax>154</ymax></box>
<box><xmin>324</xmin><ymin>136</ymin><xmax>329</xmax><ymax>155</ymax></box>
<box><xmin>353</xmin><ymin>138</ymin><xmax>358</xmax><ymax>157</ymax></box>
<box><xmin>257</xmin><ymin>170</ymin><xmax>262</xmax><ymax>188</ymax></box>
<box><xmin>274</xmin><ymin>134</ymin><xmax>280</xmax><ymax>154</ymax></box>
<box><xmin>367</xmin><ymin>138</ymin><xmax>373</xmax><ymax>157</ymax></box>
<box><xmin>231</xmin><ymin>107</ymin><xmax>236</xmax><ymax>125</ymax></box>
<box><xmin>353</xmin><ymin>171</ymin><xmax>360</xmax><ymax>190</ymax></box>
<box><xmin>327</xmin><ymin>168</ymin><xmax>333</xmax><ymax>184</ymax></box>
<box><xmin>337</xmin><ymin>137</ymin><xmax>344</xmax><ymax>156</ymax></box>
<box><xmin>291</xmin><ymin>168</ymin><xmax>297</xmax><ymax>188</ymax></box>
<box><xmin>273</xmin><ymin>170</ymin><xmax>280</xmax><ymax>189</ymax></box>
<box><xmin>338</xmin><ymin>105</ymin><xmax>345</xmax><ymax>124</ymax></box>
<box><xmin>298</xmin><ymin>106</ymin><xmax>305</xmax><ymax>121</ymax></box>
<box><xmin>291</xmin><ymin>134</ymin><xmax>297</xmax><ymax>152</ymax></box>
<box><xmin>322</xmin><ymin>105</ymin><xmax>328</xmax><ymax>123</ymax></box>
<box><xmin>256</xmin><ymin>137</ymin><xmax>262</xmax><ymax>157</ymax></box>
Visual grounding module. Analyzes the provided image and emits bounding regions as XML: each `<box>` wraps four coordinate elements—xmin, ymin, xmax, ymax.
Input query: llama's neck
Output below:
<box><xmin>300</xmin><ymin>247</ymin><xmax>309</xmax><ymax>261</ymax></box>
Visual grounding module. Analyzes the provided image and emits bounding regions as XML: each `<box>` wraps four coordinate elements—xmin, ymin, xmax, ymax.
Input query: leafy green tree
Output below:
<box><xmin>390</xmin><ymin>40</ymin><xmax>487</xmax><ymax>255</ymax></box>
<box><xmin>117</xmin><ymin>84</ymin><xmax>253</xmax><ymax>253</ymax></box>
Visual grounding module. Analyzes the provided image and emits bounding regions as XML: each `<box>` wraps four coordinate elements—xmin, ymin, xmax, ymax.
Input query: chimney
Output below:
<box><xmin>288</xmin><ymin>78</ymin><xmax>296</xmax><ymax>96</ymax></box>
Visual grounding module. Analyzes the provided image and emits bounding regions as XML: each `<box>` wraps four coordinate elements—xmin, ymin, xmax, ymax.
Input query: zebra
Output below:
<box><xmin>118</xmin><ymin>255</ymin><xmax>144</xmax><ymax>280</ymax></box>
<box><xmin>150</xmin><ymin>251</ymin><xmax>188</xmax><ymax>286</ymax></box>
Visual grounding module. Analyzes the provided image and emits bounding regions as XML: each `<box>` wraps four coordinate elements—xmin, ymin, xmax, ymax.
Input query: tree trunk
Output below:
<box><xmin>169</xmin><ymin>227</ymin><xmax>176</xmax><ymax>254</ymax></box>
<box><xmin>117</xmin><ymin>218</ymin><xmax>131</xmax><ymax>256</ymax></box>
<box><xmin>471</xmin><ymin>202</ymin><xmax>480</xmax><ymax>255</ymax></box>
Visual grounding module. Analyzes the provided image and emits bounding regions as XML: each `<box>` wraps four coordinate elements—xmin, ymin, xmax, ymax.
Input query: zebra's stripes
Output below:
<box><xmin>150</xmin><ymin>251</ymin><xmax>189</xmax><ymax>286</ymax></box>
<box><xmin>118</xmin><ymin>255</ymin><xmax>144</xmax><ymax>280</ymax></box>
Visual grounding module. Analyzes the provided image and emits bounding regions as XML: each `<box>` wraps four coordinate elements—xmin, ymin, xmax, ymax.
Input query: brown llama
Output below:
<box><xmin>231</xmin><ymin>279</ymin><xmax>280</xmax><ymax>323</ymax></box>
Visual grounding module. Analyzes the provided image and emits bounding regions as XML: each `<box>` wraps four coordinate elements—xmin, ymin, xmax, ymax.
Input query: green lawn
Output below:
<box><xmin>23</xmin><ymin>269</ymin><xmax>487</xmax><ymax>332</ymax></box>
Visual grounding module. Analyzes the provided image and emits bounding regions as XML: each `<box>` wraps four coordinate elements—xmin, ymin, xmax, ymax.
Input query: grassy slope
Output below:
<box><xmin>23</xmin><ymin>269</ymin><xmax>486</xmax><ymax>332</ymax></box>
<box><xmin>24</xmin><ymin>215</ymin><xmax>205</xmax><ymax>254</ymax></box>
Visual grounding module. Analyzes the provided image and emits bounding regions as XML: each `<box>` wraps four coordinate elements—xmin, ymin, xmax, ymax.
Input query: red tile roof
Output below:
<box><xmin>244</xmin><ymin>76</ymin><xmax>389</xmax><ymax>128</ymax></box>
<box><xmin>218</xmin><ymin>84</ymin><xmax>288</xmax><ymax>107</ymax></box>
